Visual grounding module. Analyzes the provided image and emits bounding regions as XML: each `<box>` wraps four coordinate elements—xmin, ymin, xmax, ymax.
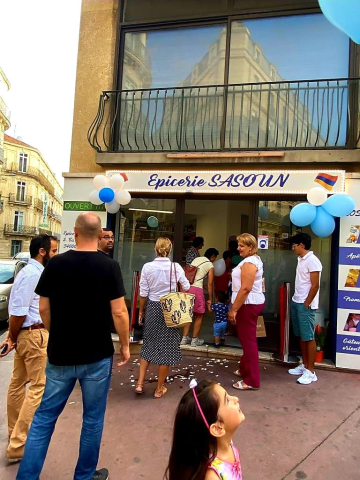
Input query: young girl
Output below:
<box><xmin>165</xmin><ymin>379</ymin><xmax>244</xmax><ymax>480</ymax></box>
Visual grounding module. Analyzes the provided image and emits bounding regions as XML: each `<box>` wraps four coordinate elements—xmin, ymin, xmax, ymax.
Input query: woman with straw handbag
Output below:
<box><xmin>136</xmin><ymin>237</ymin><xmax>190</xmax><ymax>398</ymax></box>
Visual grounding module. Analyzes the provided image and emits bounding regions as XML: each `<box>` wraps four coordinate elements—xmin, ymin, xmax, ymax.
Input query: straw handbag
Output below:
<box><xmin>160</xmin><ymin>263</ymin><xmax>195</xmax><ymax>328</ymax></box>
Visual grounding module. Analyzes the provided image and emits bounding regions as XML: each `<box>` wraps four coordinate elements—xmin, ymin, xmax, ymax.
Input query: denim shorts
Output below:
<box><xmin>291</xmin><ymin>300</ymin><xmax>316</xmax><ymax>341</ymax></box>
<box><xmin>213</xmin><ymin>321</ymin><xmax>228</xmax><ymax>338</ymax></box>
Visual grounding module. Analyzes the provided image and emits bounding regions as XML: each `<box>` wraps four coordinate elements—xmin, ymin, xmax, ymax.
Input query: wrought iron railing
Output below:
<box><xmin>34</xmin><ymin>198</ymin><xmax>44</xmax><ymax>211</ymax></box>
<box><xmin>9</xmin><ymin>193</ymin><xmax>32</xmax><ymax>205</ymax></box>
<box><xmin>5</xmin><ymin>164</ymin><xmax>55</xmax><ymax>196</ymax></box>
<box><xmin>4</xmin><ymin>224</ymin><xmax>37</xmax><ymax>236</ymax></box>
<box><xmin>88</xmin><ymin>77</ymin><xmax>360</xmax><ymax>153</ymax></box>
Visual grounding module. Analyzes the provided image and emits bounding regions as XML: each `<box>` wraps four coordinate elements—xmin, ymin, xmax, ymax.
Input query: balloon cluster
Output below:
<box><xmin>290</xmin><ymin>187</ymin><xmax>355</xmax><ymax>238</ymax></box>
<box><xmin>89</xmin><ymin>174</ymin><xmax>131</xmax><ymax>214</ymax></box>
<box><xmin>319</xmin><ymin>0</ymin><xmax>360</xmax><ymax>44</ymax></box>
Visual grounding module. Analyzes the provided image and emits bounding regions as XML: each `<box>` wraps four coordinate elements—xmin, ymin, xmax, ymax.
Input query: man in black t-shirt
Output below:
<box><xmin>17</xmin><ymin>212</ymin><xmax>130</xmax><ymax>480</ymax></box>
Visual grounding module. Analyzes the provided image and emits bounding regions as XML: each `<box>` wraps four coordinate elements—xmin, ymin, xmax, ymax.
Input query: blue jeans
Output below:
<box><xmin>16</xmin><ymin>356</ymin><xmax>113</xmax><ymax>480</ymax></box>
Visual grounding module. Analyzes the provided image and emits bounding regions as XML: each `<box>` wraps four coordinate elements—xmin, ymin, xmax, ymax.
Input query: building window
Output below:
<box><xmin>229</xmin><ymin>15</ymin><xmax>349</xmax><ymax>84</ymax></box>
<box><xmin>18</xmin><ymin>153</ymin><xmax>28</xmax><ymax>173</ymax></box>
<box><xmin>14</xmin><ymin>211</ymin><xmax>24</xmax><ymax>232</ymax></box>
<box><xmin>16</xmin><ymin>181</ymin><xmax>26</xmax><ymax>202</ymax></box>
<box><xmin>122</xmin><ymin>24</ymin><xmax>227</xmax><ymax>90</ymax></box>
<box><xmin>11</xmin><ymin>240</ymin><xmax>22</xmax><ymax>257</ymax></box>
<box><xmin>0</xmin><ymin>200</ymin><xmax>3</xmax><ymax>212</ymax></box>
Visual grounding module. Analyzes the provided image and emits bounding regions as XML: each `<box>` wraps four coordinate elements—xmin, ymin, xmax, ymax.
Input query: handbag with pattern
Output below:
<box><xmin>160</xmin><ymin>263</ymin><xmax>195</xmax><ymax>328</ymax></box>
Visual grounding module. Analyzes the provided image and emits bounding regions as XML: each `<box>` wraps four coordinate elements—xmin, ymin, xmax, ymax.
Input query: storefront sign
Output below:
<box><xmin>336</xmin><ymin>178</ymin><xmax>360</xmax><ymax>370</ymax></box>
<box><xmin>107</xmin><ymin>169</ymin><xmax>345</xmax><ymax>195</ymax></box>
<box><xmin>63</xmin><ymin>201</ymin><xmax>106</xmax><ymax>212</ymax></box>
<box><xmin>39</xmin><ymin>193</ymin><xmax>49</xmax><ymax>229</ymax></box>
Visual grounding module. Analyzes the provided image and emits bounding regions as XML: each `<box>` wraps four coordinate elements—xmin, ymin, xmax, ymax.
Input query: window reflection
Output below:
<box><xmin>122</xmin><ymin>25</ymin><xmax>226</xmax><ymax>90</ymax></box>
<box><xmin>117</xmin><ymin>198</ymin><xmax>176</xmax><ymax>301</ymax></box>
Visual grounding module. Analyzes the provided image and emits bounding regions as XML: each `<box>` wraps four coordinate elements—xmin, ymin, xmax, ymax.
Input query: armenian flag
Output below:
<box><xmin>314</xmin><ymin>173</ymin><xmax>338</xmax><ymax>191</ymax></box>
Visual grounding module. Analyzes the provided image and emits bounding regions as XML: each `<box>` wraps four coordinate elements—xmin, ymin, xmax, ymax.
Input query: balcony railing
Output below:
<box><xmin>5</xmin><ymin>164</ymin><xmax>55</xmax><ymax>196</ymax></box>
<box><xmin>4</xmin><ymin>224</ymin><xmax>36</xmax><ymax>236</ymax></box>
<box><xmin>34</xmin><ymin>198</ymin><xmax>44</xmax><ymax>211</ymax></box>
<box><xmin>88</xmin><ymin>77</ymin><xmax>360</xmax><ymax>153</ymax></box>
<box><xmin>9</xmin><ymin>193</ymin><xmax>32</xmax><ymax>205</ymax></box>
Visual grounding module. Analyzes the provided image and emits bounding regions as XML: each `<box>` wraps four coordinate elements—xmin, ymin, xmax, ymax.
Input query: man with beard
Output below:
<box><xmin>98</xmin><ymin>228</ymin><xmax>114</xmax><ymax>256</ymax></box>
<box><xmin>0</xmin><ymin>234</ymin><xmax>58</xmax><ymax>462</ymax></box>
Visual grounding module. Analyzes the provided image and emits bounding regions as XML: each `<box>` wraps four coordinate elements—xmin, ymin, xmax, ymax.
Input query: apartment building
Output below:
<box><xmin>0</xmin><ymin>134</ymin><xmax>63</xmax><ymax>258</ymax></box>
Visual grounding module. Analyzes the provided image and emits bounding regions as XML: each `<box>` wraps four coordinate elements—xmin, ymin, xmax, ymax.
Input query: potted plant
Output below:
<box><xmin>315</xmin><ymin>324</ymin><xmax>326</xmax><ymax>363</ymax></box>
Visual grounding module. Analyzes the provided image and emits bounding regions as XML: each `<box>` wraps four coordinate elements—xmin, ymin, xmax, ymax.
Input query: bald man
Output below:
<box><xmin>17</xmin><ymin>212</ymin><xmax>130</xmax><ymax>480</ymax></box>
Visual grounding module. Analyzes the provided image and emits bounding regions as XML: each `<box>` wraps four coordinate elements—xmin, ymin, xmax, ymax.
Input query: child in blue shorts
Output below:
<box><xmin>210</xmin><ymin>292</ymin><xmax>229</xmax><ymax>348</ymax></box>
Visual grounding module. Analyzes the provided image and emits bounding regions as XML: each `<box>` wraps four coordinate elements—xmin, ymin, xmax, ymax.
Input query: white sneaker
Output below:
<box><xmin>180</xmin><ymin>336</ymin><xmax>191</xmax><ymax>345</ymax></box>
<box><xmin>191</xmin><ymin>337</ymin><xmax>205</xmax><ymax>347</ymax></box>
<box><xmin>288</xmin><ymin>364</ymin><xmax>306</xmax><ymax>376</ymax></box>
<box><xmin>297</xmin><ymin>368</ymin><xmax>318</xmax><ymax>385</ymax></box>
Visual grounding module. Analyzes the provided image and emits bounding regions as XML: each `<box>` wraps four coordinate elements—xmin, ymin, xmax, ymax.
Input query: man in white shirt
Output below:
<box><xmin>288</xmin><ymin>233</ymin><xmax>322</xmax><ymax>385</ymax></box>
<box><xmin>0</xmin><ymin>235</ymin><xmax>58</xmax><ymax>462</ymax></box>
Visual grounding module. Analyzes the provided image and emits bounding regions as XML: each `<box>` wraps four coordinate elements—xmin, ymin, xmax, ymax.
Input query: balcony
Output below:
<box><xmin>5</xmin><ymin>165</ymin><xmax>55</xmax><ymax>196</ymax></box>
<box><xmin>88</xmin><ymin>77</ymin><xmax>360</xmax><ymax>153</ymax></box>
<box><xmin>34</xmin><ymin>198</ymin><xmax>44</xmax><ymax>211</ymax></box>
<box><xmin>9</xmin><ymin>193</ymin><xmax>32</xmax><ymax>206</ymax></box>
<box><xmin>4</xmin><ymin>224</ymin><xmax>36</xmax><ymax>236</ymax></box>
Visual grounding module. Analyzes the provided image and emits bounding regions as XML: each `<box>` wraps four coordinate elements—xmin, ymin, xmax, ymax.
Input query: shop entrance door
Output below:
<box><xmin>183</xmin><ymin>198</ymin><xmax>256</xmax><ymax>349</ymax></box>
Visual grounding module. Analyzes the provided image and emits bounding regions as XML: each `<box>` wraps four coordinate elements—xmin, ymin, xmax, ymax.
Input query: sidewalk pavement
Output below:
<box><xmin>0</xmin><ymin>338</ymin><xmax>359</xmax><ymax>479</ymax></box>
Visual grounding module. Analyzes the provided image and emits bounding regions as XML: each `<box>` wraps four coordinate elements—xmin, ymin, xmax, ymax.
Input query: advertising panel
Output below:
<box><xmin>336</xmin><ymin>178</ymin><xmax>360</xmax><ymax>370</ymax></box>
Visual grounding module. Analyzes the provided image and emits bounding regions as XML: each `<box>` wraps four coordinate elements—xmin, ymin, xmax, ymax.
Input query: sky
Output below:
<box><xmin>0</xmin><ymin>0</ymin><xmax>82</xmax><ymax>186</ymax></box>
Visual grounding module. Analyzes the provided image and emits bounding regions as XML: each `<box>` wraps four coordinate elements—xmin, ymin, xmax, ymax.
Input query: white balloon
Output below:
<box><xmin>93</xmin><ymin>174</ymin><xmax>109</xmax><ymax>190</ymax></box>
<box><xmin>105</xmin><ymin>199</ymin><xmax>121</xmax><ymax>214</ymax></box>
<box><xmin>109</xmin><ymin>174</ymin><xmax>125</xmax><ymax>191</ymax></box>
<box><xmin>115</xmin><ymin>189</ymin><xmax>131</xmax><ymax>205</ymax></box>
<box><xmin>89</xmin><ymin>189</ymin><xmax>103</xmax><ymax>205</ymax></box>
<box><xmin>213</xmin><ymin>258</ymin><xmax>226</xmax><ymax>277</ymax></box>
<box><xmin>307</xmin><ymin>187</ymin><xmax>327</xmax><ymax>206</ymax></box>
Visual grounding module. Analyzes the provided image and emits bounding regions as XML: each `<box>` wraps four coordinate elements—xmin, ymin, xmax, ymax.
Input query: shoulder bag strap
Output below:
<box><xmin>197</xmin><ymin>261</ymin><xmax>213</xmax><ymax>283</ymax></box>
<box><xmin>173</xmin><ymin>262</ymin><xmax>179</xmax><ymax>293</ymax></box>
<box><xmin>169</xmin><ymin>261</ymin><xmax>172</xmax><ymax>294</ymax></box>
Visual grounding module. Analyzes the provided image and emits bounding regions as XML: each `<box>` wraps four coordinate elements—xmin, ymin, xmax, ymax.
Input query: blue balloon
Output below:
<box><xmin>322</xmin><ymin>194</ymin><xmax>355</xmax><ymax>217</ymax></box>
<box><xmin>311</xmin><ymin>207</ymin><xmax>335</xmax><ymax>237</ymax></box>
<box><xmin>319</xmin><ymin>0</ymin><xmax>360</xmax><ymax>44</ymax></box>
<box><xmin>290</xmin><ymin>203</ymin><xmax>317</xmax><ymax>227</ymax></box>
<box><xmin>147</xmin><ymin>216</ymin><xmax>158</xmax><ymax>228</ymax></box>
<box><xmin>99</xmin><ymin>187</ymin><xmax>115</xmax><ymax>203</ymax></box>
<box><xmin>259</xmin><ymin>206</ymin><xmax>270</xmax><ymax>220</ymax></box>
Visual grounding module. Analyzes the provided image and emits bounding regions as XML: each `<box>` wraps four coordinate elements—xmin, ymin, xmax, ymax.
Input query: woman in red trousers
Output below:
<box><xmin>228</xmin><ymin>233</ymin><xmax>265</xmax><ymax>390</ymax></box>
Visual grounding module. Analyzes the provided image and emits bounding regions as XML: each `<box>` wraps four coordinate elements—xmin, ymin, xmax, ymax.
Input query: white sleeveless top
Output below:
<box><xmin>231</xmin><ymin>255</ymin><xmax>265</xmax><ymax>305</ymax></box>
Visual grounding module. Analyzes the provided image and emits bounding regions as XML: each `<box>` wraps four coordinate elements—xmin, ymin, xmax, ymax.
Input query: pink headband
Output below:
<box><xmin>189</xmin><ymin>379</ymin><xmax>210</xmax><ymax>430</ymax></box>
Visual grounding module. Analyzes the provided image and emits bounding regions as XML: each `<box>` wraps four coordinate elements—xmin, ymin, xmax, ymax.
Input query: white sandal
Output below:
<box><xmin>232</xmin><ymin>380</ymin><xmax>259</xmax><ymax>391</ymax></box>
